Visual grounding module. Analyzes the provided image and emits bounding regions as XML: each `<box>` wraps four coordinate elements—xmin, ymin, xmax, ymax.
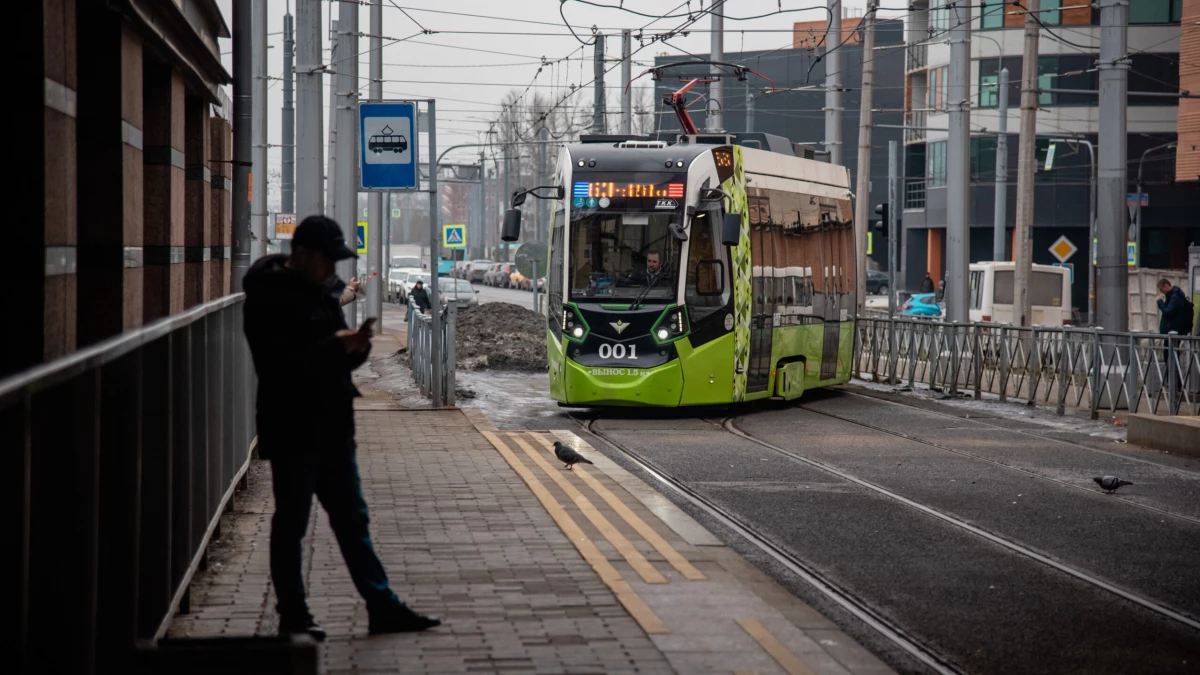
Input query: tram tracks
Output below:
<box><xmin>574</xmin><ymin>416</ymin><xmax>966</xmax><ymax>675</ymax></box>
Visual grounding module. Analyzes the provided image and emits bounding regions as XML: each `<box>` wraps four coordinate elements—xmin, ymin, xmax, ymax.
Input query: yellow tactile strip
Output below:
<box><xmin>737</xmin><ymin>617</ymin><xmax>818</xmax><ymax>675</ymax></box>
<box><xmin>507</xmin><ymin>433</ymin><xmax>668</xmax><ymax>585</ymax></box>
<box><xmin>529</xmin><ymin>432</ymin><xmax>707</xmax><ymax>581</ymax></box>
<box><xmin>480</xmin><ymin>430</ymin><xmax>669</xmax><ymax>634</ymax></box>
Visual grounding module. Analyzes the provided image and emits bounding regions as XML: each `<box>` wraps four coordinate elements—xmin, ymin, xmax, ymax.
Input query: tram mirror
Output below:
<box><xmin>701</xmin><ymin>188</ymin><xmax>727</xmax><ymax>202</ymax></box>
<box><xmin>553</xmin><ymin>185</ymin><xmax>565</xmax><ymax>200</ymax></box>
<box><xmin>501</xmin><ymin>209</ymin><xmax>522</xmax><ymax>242</ymax></box>
<box><xmin>721</xmin><ymin>213</ymin><xmax>741</xmax><ymax>246</ymax></box>
<box><xmin>511</xmin><ymin>190</ymin><xmax>528</xmax><ymax>207</ymax></box>
<box><xmin>669</xmin><ymin>222</ymin><xmax>689</xmax><ymax>242</ymax></box>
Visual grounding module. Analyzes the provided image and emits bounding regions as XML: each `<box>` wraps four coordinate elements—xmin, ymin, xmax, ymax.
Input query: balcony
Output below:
<box><xmin>906</xmin><ymin>43</ymin><xmax>927</xmax><ymax>72</ymax></box>
<box><xmin>905</xmin><ymin>111</ymin><xmax>927</xmax><ymax>144</ymax></box>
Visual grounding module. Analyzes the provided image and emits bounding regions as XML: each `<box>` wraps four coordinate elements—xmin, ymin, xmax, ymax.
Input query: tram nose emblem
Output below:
<box><xmin>610</xmin><ymin>320</ymin><xmax>629</xmax><ymax>335</ymax></box>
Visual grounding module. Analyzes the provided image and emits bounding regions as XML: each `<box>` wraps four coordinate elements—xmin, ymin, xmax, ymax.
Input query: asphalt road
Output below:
<box><xmin>578</xmin><ymin>390</ymin><xmax>1200</xmax><ymax>675</ymax></box>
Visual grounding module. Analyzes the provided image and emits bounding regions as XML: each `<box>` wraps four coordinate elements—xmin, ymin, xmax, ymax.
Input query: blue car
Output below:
<box><xmin>903</xmin><ymin>292</ymin><xmax>943</xmax><ymax>318</ymax></box>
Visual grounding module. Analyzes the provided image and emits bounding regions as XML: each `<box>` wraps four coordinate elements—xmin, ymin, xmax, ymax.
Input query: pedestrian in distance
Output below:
<box><xmin>410</xmin><ymin>279</ymin><xmax>432</xmax><ymax>314</ymax></box>
<box><xmin>935</xmin><ymin>279</ymin><xmax>946</xmax><ymax>303</ymax></box>
<box><xmin>242</xmin><ymin>215</ymin><xmax>441</xmax><ymax>641</ymax></box>
<box><xmin>340</xmin><ymin>276</ymin><xmax>361</xmax><ymax>307</ymax></box>
<box><xmin>1157</xmin><ymin>278</ymin><xmax>1194</xmax><ymax>336</ymax></box>
<box><xmin>919</xmin><ymin>272</ymin><xmax>934</xmax><ymax>294</ymax></box>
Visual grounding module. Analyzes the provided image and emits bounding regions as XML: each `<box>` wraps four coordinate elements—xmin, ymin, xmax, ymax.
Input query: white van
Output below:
<box><xmin>968</xmin><ymin>262</ymin><xmax>1072</xmax><ymax>326</ymax></box>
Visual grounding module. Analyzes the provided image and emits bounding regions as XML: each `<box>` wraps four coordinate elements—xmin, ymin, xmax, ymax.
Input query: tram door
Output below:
<box><xmin>748</xmin><ymin>225</ymin><xmax>774</xmax><ymax>393</ymax></box>
<box><xmin>819</xmin><ymin>221</ymin><xmax>841</xmax><ymax>380</ymax></box>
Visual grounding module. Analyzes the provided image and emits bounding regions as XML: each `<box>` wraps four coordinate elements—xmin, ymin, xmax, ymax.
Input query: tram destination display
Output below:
<box><xmin>570</xmin><ymin>173</ymin><xmax>686</xmax><ymax>211</ymax></box>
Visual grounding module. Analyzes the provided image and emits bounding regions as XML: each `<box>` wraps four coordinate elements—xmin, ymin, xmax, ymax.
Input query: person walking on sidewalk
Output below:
<box><xmin>243</xmin><ymin>215</ymin><xmax>441</xmax><ymax>641</ymax></box>
<box><xmin>410</xmin><ymin>279</ymin><xmax>431</xmax><ymax>314</ymax></box>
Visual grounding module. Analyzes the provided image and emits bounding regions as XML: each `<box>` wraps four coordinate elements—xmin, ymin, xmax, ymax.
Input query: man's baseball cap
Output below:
<box><xmin>293</xmin><ymin>215</ymin><xmax>358</xmax><ymax>260</ymax></box>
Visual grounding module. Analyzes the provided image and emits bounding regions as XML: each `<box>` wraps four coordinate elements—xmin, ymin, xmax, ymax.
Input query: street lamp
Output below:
<box><xmin>1135</xmin><ymin>142</ymin><xmax>1176</xmax><ymax>267</ymax></box>
<box><xmin>1049</xmin><ymin>137</ymin><xmax>1096</xmax><ymax>323</ymax></box>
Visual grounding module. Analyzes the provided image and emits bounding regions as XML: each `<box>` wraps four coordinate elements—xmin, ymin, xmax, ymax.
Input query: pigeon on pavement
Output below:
<box><xmin>553</xmin><ymin>441</ymin><xmax>594</xmax><ymax>470</ymax></box>
<box><xmin>1093</xmin><ymin>475</ymin><xmax>1133</xmax><ymax>493</ymax></box>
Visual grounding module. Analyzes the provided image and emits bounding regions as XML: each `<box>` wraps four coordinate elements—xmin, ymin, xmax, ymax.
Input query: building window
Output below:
<box><xmin>1129</xmin><ymin>0</ymin><xmax>1183</xmax><ymax>24</ymax></box>
<box><xmin>1041</xmin><ymin>0</ymin><xmax>1062</xmax><ymax>25</ymax></box>
<box><xmin>927</xmin><ymin>141</ymin><xmax>947</xmax><ymax>187</ymax></box>
<box><xmin>942</xmin><ymin>67</ymin><xmax>949</xmax><ymax>111</ymax></box>
<box><xmin>970</xmin><ymin>136</ymin><xmax>998</xmax><ymax>182</ymax></box>
<box><xmin>980</xmin><ymin>0</ymin><xmax>1004</xmax><ymax>29</ymax></box>
<box><xmin>931</xmin><ymin>2</ymin><xmax>950</xmax><ymax>33</ymax></box>
<box><xmin>978</xmin><ymin>57</ymin><xmax>1023</xmax><ymax>108</ymax></box>
<box><xmin>1038</xmin><ymin>56</ymin><xmax>1057</xmax><ymax>105</ymax></box>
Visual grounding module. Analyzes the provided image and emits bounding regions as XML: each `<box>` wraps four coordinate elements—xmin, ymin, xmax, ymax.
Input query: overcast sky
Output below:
<box><xmin>214</xmin><ymin>1</ymin><xmax>891</xmax><ymax>209</ymax></box>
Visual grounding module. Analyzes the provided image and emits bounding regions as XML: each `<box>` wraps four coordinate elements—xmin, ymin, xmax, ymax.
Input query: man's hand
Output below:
<box><xmin>336</xmin><ymin>328</ymin><xmax>371</xmax><ymax>354</ymax></box>
<box><xmin>347</xmin><ymin>277</ymin><xmax>362</xmax><ymax>293</ymax></box>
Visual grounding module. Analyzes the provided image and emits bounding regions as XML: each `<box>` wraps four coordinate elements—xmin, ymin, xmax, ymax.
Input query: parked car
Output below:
<box><xmin>517</xmin><ymin>275</ymin><xmax>545</xmax><ymax>292</ymax></box>
<box><xmin>453</xmin><ymin>261</ymin><xmax>470</xmax><ymax>279</ymax></box>
<box><xmin>902</xmin><ymin>292</ymin><xmax>943</xmax><ymax>319</ymax></box>
<box><xmin>387</xmin><ymin>269</ymin><xmax>409</xmax><ymax>304</ymax></box>
<box><xmin>866</xmin><ymin>269</ymin><xmax>889</xmax><ymax>295</ymax></box>
<box><xmin>467</xmin><ymin>260</ymin><xmax>492</xmax><ymax>283</ymax></box>
<box><xmin>487</xmin><ymin>263</ymin><xmax>514</xmax><ymax>287</ymax></box>
<box><xmin>402</xmin><ymin>272</ymin><xmax>432</xmax><ymax>299</ymax></box>
<box><xmin>437</xmin><ymin>277</ymin><xmax>479</xmax><ymax>310</ymax></box>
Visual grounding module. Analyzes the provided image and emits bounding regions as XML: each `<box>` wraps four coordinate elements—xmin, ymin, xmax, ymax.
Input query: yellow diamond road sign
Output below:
<box><xmin>1050</xmin><ymin>235</ymin><xmax>1077</xmax><ymax>263</ymax></box>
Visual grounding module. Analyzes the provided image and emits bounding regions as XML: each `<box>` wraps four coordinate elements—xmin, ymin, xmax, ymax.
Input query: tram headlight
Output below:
<box><xmin>563</xmin><ymin>306</ymin><xmax>588</xmax><ymax>342</ymax></box>
<box><xmin>651</xmin><ymin>307</ymin><xmax>688</xmax><ymax>344</ymax></box>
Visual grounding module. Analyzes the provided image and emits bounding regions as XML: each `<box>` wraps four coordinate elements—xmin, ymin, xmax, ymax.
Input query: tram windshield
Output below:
<box><xmin>568</xmin><ymin>211</ymin><xmax>681</xmax><ymax>302</ymax></box>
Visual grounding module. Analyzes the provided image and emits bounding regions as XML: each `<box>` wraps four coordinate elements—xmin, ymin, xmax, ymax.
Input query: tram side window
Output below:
<box><xmin>685</xmin><ymin>208</ymin><xmax>728</xmax><ymax>322</ymax></box>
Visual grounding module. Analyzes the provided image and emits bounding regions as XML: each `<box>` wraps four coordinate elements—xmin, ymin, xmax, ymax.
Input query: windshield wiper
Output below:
<box><xmin>629</xmin><ymin>262</ymin><xmax>670</xmax><ymax>311</ymax></box>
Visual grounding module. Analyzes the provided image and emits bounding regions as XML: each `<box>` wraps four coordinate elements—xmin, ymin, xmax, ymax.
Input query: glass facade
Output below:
<box><xmin>926</xmin><ymin>141</ymin><xmax>947</xmax><ymax>187</ymax></box>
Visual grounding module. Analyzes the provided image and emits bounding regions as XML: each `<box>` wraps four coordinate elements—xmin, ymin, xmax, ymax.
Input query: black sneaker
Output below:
<box><xmin>368</xmin><ymin>604</ymin><xmax>441</xmax><ymax>634</ymax></box>
<box><xmin>279</xmin><ymin>613</ymin><xmax>327</xmax><ymax>642</ymax></box>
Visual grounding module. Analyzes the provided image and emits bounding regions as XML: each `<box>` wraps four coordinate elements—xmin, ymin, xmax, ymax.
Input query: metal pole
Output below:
<box><xmin>593</xmin><ymin>34</ymin><xmax>606</xmax><ymax>134</ymax></box>
<box><xmin>325</xmin><ymin>20</ymin><xmax>339</xmax><ymax>218</ymax></box>
<box><xmin>1012</xmin><ymin>0</ymin><xmax>1040</xmax><ymax>328</ymax></box>
<box><xmin>335</xmin><ymin>2</ymin><xmax>358</xmax><ymax>324</ymax></box>
<box><xmin>1097</xmin><ymin>0</ymin><xmax>1129</xmax><ymax>332</ymax></box>
<box><xmin>428</xmin><ymin>101</ymin><xmax>443</xmax><ymax>406</ymax></box>
<box><xmin>366</xmin><ymin>0</ymin><xmax>383</xmax><ymax>321</ymax></box>
<box><xmin>295</xmin><ymin>0</ymin><xmax>322</xmax><ymax>218</ymax></box>
<box><xmin>746</xmin><ymin>85</ymin><xmax>755</xmax><ymax>133</ymax></box>
<box><xmin>282</xmin><ymin>10</ymin><xmax>295</xmax><ymax>214</ymax></box>
<box><xmin>251</xmin><ymin>0</ymin><xmax>268</xmax><ymax>264</ymax></box>
<box><xmin>993</xmin><ymin>68</ymin><xmax>1009</xmax><ymax>262</ymax></box>
<box><xmin>620</xmin><ymin>30</ymin><xmax>632</xmax><ymax>135</ymax></box>
<box><xmin>538</xmin><ymin>126</ymin><xmax>549</xmax><ymax>242</ymax></box>
<box><xmin>478</xmin><ymin>152</ymin><xmax>486</xmax><ymax>260</ymax></box>
<box><xmin>852</xmin><ymin>2</ymin><xmax>877</xmax><ymax>317</ymax></box>
<box><xmin>502</xmin><ymin>147</ymin><xmax>510</xmax><ymax>261</ymax></box>
<box><xmin>1086</xmin><ymin>140</ymin><xmax>1095</xmax><ymax>323</ymax></box>
<box><xmin>385</xmin><ymin>191</ymin><xmax>392</xmax><ymax>272</ymax></box>
<box><xmin>944</xmin><ymin>0</ymin><xmax>971</xmax><ymax>323</ymax></box>
<box><xmin>707</xmin><ymin>1</ymin><xmax>724</xmax><ymax>132</ymax></box>
<box><xmin>231</xmin><ymin>0</ymin><xmax>253</xmax><ymax>291</ymax></box>
<box><xmin>532</xmin><ymin>260</ymin><xmax>538</xmax><ymax>313</ymax></box>
<box><xmin>825</xmin><ymin>0</ymin><xmax>842</xmax><ymax>165</ymax></box>
<box><xmin>889</xmin><ymin>140</ymin><xmax>899</xmax><ymax>319</ymax></box>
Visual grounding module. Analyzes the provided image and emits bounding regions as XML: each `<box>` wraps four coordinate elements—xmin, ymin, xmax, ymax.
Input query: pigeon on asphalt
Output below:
<box><xmin>1093</xmin><ymin>475</ymin><xmax>1134</xmax><ymax>493</ymax></box>
<box><xmin>553</xmin><ymin>441</ymin><xmax>594</xmax><ymax>470</ymax></box>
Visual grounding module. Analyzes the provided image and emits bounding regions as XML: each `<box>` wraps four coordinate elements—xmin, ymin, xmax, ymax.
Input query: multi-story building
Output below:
<box><xmin>902</xmin><ymin>0</ymin><xmax>1198</xmax><ymax>316</ymax></box>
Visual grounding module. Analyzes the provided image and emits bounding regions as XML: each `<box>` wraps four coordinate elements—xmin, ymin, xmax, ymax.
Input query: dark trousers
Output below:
<box><xmin>269</xmin><ymin>451</ymin><xmax>400</xmax><ymax>618</ymax></box>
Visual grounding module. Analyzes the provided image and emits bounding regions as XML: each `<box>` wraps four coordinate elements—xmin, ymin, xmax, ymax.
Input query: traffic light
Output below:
<box><xmin>873</xmin><ymin>203</ymin><xmax>889</xmax><ymax>239</ymax></box>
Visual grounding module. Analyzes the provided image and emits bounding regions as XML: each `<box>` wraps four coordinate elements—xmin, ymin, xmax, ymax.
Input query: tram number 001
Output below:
<box><xmin>597</xmin><ymin>343</ymin><xmax>638</xmax><ymax>360</ymax></box>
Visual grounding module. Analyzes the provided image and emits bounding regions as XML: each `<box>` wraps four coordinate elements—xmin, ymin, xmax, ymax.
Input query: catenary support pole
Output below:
<box><xmin>944</xmin><ymin>0</ymin><xmax>972</xmax><ymax>322</ymax></box>
<box><xmin>993</xmin><ymin>67</ymin><xmax>1009</xmax><ymax>262</ymax></box>
<box><xmin>852</xmin><ymin>2</ymin><xmax>877</xmax><ymax>317</ymax></box>
<box><xmin>427</xmin><ymin>101</ymin><xmax>443</xmax><ymax>406</ymax></box>
<box><xmin>325</xmin><ymin>20</ymin><xmax>339</xmax><ymax>217</ymax></box>
<box><xmin>502</xmin><ymin>146</ymin><xmax>510</xmax><ymax>261</ymax></box>
<box><xmin>707</xmin><ymin>1</ymin><xmax>725</xmax><ymax>132</ymax></box>
<box><xmin>745</xmin><ymin>81</ymin><xmax>755</xmax><ymax>132</ymax></box>
<box><xmin>593</xmin><ymin>34</ymin><xmax>606</xmax><ymax>134</ymax></box>
<box><xmin>231</xmin><ymin>0</ymin><xmax>253</xmax><ymax>291</ymax></box>
<box><xmin>621</xmin><ymin>30</ymin><xmax>632</xmax><ymax>135</ymax></box>
<box><xmin>825</xmin><ymin>0</ymin><xmax>842</xmax><ymax>165</ymax></box>
<box><xmin>538</xmin><ymin>126</ymin><xmax>549</xmax><ymax>242</ymax></box>
<box><xmin>1097</xmin><ymin>0</ymin><xmax>1129</xmax><ymax>331</ymax></box>
<box><xmin>282</xmin><ymin>9</ymin><xmax>295</xmax><ymax>215</ymax></box>
<box><xmin>478</xmin><ymin>151</ymin><xmax>486</xmax><ymax>260</ymax></box>
<box><xmin>888</xmin><ymin>140</ymin><xmax>899</xmax><ymax>320</ymax></box>
<box><xmin>335</xmin><ymin>2</ymin><xmax>358</xmax><ymax>324</ymax></box>
<box><xmin>251</xmin><ymin>0</ymin><xmax>268</xmax><ymax>263</ymax></box>
<box><xmin>1012</xmin><ymin>0</ymin><xmax>1040</xmax><ymax>328</ymax></box>
<box><xmin>295</xmin><ymin>0</ymin><xmax>322</xmax><ymax>218</ymax></box>
<box><xmin>366</xmin><ymin>0</ymin><xmax>383</xmax><ymax>321</ymax></box>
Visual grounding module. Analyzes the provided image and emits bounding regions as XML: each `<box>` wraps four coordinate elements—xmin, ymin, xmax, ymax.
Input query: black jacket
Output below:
<box><xmin>1157</xmin><ymin>285</ymin><xmax>1193</xmax><ymax>335</ymax></box>
<box><xmin>410</xmin><ymin>285</ymin><xmax>431</xmax><ymax>311</ymax></box>
<box><xmin>919</xmin><ymin>276</ymin><xmax>935</xmax><ymax>293</ymax></box>
<box><xmin>243</xmin><ymin>254</ymin><xmax>368</xmax><ymax>458</ymax></box>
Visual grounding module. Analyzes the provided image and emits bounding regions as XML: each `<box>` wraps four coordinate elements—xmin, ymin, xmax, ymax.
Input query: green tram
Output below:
<box><xmin>505</xmin><ymin>133</ymin><xmax>857</xmax><ymax>407</ymax></box>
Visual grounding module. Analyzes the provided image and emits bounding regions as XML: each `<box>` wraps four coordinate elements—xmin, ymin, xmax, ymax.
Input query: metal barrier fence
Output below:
<box><xmin>855</xmin><ymin>317</ymin><xmax>1200</xmax><ymax>418</ymax></box>
<box><xmin>407</xmin><ymin>300</ymin><xmax>457</xmax><ymax>406</ymax></box>
<box><xmin>4</xmin><ymin>294</ymin><xmax>255</xmax><ymax>673</ymax></box>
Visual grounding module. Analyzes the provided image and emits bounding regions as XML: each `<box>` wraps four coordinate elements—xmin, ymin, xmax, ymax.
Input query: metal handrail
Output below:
<box><xmin>855</xmin><ymin>317</ymin><xmax>1200</xmax><ymax>418</ymax></box>
<box><xmin>10</xmin><ymin>293</ymin><xmax>256</xmax><ymax>670</ymax></box>
<box><xmin>406</xmin><ymin>299</ymin><xmax>457</xmax><ymax>406</ymax></box>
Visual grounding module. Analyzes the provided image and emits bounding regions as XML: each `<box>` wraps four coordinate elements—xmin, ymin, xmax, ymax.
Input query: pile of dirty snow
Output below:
<box><xmin>453</xmin><ymin>303</ymin><xmax>548</xmax><ymax>372</ymax></box>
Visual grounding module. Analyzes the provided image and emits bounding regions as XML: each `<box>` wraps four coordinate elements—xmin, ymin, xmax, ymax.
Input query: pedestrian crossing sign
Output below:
<box><xmin>357</xmin><ymin>222</ymin><xmax>367</xmax><ymax>254</ymax></box>
<box><xmin>443</xmin><ymin>224</ymin><xmax>466</xmax><ymax>249</ymax></box>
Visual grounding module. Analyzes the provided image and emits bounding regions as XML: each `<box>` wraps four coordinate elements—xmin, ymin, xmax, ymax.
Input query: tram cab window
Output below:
<box><xmin>686</xmin><ymin>206</ymin><xmax>730</xmax><ymax>321</ymax></box>
<box><xmin>569</xmin><ymin>211</ymin><xmax>681</xmax><ymax>302</ymax></box>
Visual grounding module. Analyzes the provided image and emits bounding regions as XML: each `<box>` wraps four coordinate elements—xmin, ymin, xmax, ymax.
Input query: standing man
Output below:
<box><xmin>243</xmin><ymin>215</ymin><xmax>441</xmax><ymax>641</ymax></box>
<box><xmin>1157</xmin><ymin>278</ymin><xmax>1194</xmax><ymax>336</ymax></box>
<box><xmin>919</xmin><ymin>272</ymin><xmax>935</xmax><ymax>294</ymax></box>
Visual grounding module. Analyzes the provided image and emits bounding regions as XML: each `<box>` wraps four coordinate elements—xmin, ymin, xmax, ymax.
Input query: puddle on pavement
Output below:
<box><xmin>455</xmin><ymin>370</ymin><xmax>572</xmax><ymax>430</ymax></box>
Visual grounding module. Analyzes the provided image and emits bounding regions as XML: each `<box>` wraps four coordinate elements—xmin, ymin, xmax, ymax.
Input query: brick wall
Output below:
<box><xmin>1179</xmin><ymin>0</ymin><xmax>1200</xmax><ymax>180</ymax></box>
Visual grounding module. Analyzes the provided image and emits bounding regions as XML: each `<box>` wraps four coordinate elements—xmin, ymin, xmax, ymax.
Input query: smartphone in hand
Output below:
<box><xmin>358</xmin><ymin>317</ymin><xmax>377</xmax><ymax>335</ymax></box>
